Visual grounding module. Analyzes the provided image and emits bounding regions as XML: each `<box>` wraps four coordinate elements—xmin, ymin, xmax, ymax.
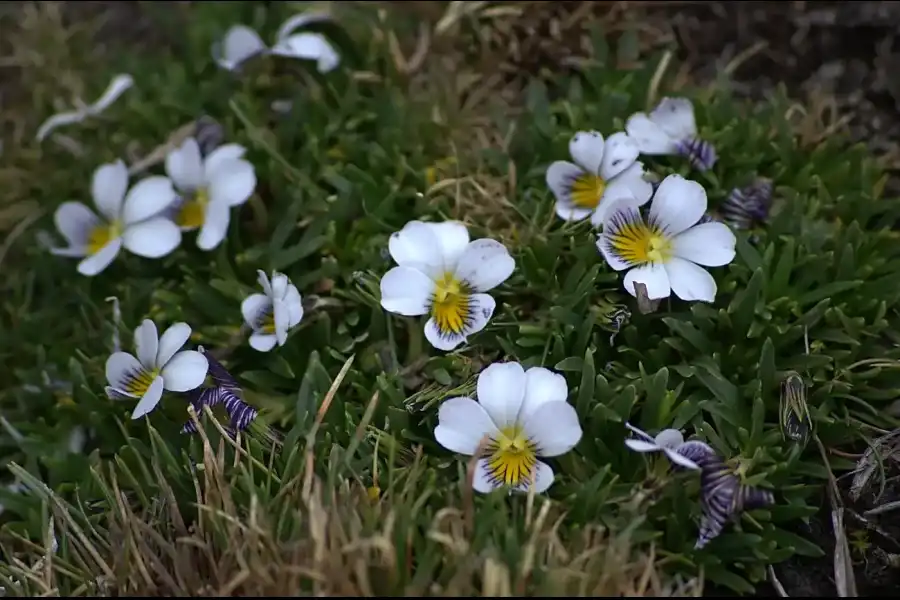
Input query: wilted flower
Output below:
<box><xmin>597</xmin><ymin>174</ymin><xmax>737</xmax><ymax>303</ymax></box>
<box><xmin>241</xmin><ymin>270</ymin><xmax>304</xmax><ymax>352</ymax></box>
<box><xmin>779</xmin><ymin>370</ymin><xmax>812</xmax><ymax>447</ymax></box>
<box><xmin>434</xmin><ymin>361</ymin><xmax>582</xmax><ymax>494</ymax></box>
<box><xmin>625</xmin><ymin>97</ymin><xmax>717</xmax><ymax>171</ymax></box>
<box><xmin>623</xmin><ymin>422</ymin><xmax>706</xmax><ymax>470</ymax></box>
<box><xmin>379</xmin><ymin>220</ymin><xmax>515</xmax><ymax>351</ymax></box>
<box><xmin>182</xmin><ymin>347</ymin><xmax>258</xmax><ymax>434</ymax></box>
<box><xmin>50</xmin><ymin>160</ymin><xmax>180</xmax><ymax>276</ymax></box>
<box><xmin>213</xmin><ymin>13</ymin><xmax>339</xmax><ymax>73</ymax></box>
<box><xmin>36</xmin><ymin>74</ymin><xmax>134</xmax><ymax>142</ymax></box>
<box><xmin>105</xmin><ymin>320</ymin><xmax>209</xmax><ymax>420</ymax></box>
<box><xmin>546</xmin><ymin>131</ymin><xmax>653</xmax><ymax>225</ymax></box>
<box><xmin>164</xmin><ymin>137</ymin><xmax>256</xmax><ymax>250</ymax></box>
<box><xmin>719</xmin><ymin>178</ymin><xmax>774</xmax><ymax>230</ymax></box>
<box><xmin>675</xmin><ymin>442</ymin><xmax>775</xmax><ymax>549</ymax></box>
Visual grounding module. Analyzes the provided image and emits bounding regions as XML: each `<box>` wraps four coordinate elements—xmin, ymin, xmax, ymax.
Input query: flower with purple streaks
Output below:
<box><xmin>626</xmin><ymin>97</ymin><xmax>718</xmax><ymax>172</ymax></box>
<box><xmin>182</xmin><ymin>347</ymin><xmax>258</xmax><ymax>434</ymax></box>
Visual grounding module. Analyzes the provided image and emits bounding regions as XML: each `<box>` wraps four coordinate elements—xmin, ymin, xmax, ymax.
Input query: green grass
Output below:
<box><xmin>2</xmin><ymin>1</ymin><xmax>900</xmax><ymax>596</ymax></box>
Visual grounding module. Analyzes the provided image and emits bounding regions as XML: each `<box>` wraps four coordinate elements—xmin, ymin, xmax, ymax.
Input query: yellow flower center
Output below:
<box><xmin>87</xmin><ymin>220</ymin><xmax>123</xmax><ymax>255</ymax></box>
<box><xmin>176</xmin><ymin>187</ymin><xmax>210</xmax><ymax>229</ymax></box>
<box><xmin>485</xmin><ymin>425</ymin><xmax>538</xmax><ymax>487</ymax></box>
<box><xmin>431</xmin><ymin>272</ymin><xmax>470</xmax><ymax>336</ymax></box>
<box><xmin>571</xmin><ymin>173</ymin><xmax>606</xmax><ymax>209</ymax></box>
<box><xmin>608</xmin><ymin>219</ymin><xmax>672</xmax><ymax>265</ymax></box>
<box><xmin>259</xmin><ymin>311</ymin><xmax>276</xmax><ymax>335</ymax></box>
<box><xmin>124</xmin><ymin>368</ymin><xmax>160</xmax><ymax>397</ymax></box>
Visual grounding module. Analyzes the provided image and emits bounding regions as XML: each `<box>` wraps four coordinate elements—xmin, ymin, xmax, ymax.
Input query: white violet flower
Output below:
<box><xmin>164</xmin><ymin>137</ymin><xmax>257</xmax><ymax>251</ymax></box>
<box><xmin>105</xmin><ymin>320</ymin><xmax>209</xmax><ymax>420</ymax></box>
<box><xmin>546</xmin><ymin>131</ymin><xmax>653</xmax><ymax>226</ymax></box>
<box><xmin>625</xmin><ymin>97</ymin><xmax>717</xmax><ymax>171</ymax></box>
<box><xmin>434</xmin><ymin>361</ymin><xmax>583</xmax><ymax>494</ymax></box>
<box><xmin>36</xmin><ymin>74</ymin><xmax>134</xmax><ymax>142</ymax></box>
<box><xmin>379</xmin><ymin>220</ymin><xmax>515</xmax><ymax>351</ymax></box>
<box><xmin>623</xmin><ymin>422</ymin><xmax>712</xmax><ymax>470</ymax></box>
<box><xmin>213</xmin><ymin>13</ymin><xmax>339</xmax><ymax>73</ymax></box>
<box><xmin>597</xmin><ymin>174</ymin><xmax>737</xmax><ymax>303</ymax></box>
<box><xmin>241</xmin><ymin>270</ymin><xmax>304</xmax><ymax>352</ymax></box>
<box><xmin>50</xmin><ymin>160</ymin><xmax>181</xmax><ymax>276</ymax></box>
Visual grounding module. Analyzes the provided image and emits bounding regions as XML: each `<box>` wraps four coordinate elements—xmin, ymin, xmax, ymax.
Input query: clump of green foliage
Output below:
<box><xmin>2</xmin><ymin>2</ymin><xmax>899</xmax><ymax>596</ymax></box>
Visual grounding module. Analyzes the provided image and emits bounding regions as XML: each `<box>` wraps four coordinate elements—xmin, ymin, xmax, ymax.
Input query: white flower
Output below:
<box><xmin>545</xmin><ymin>131</ymin><xmax>653</xmax><ymax>226</ymax></box>
<box><xmin>213</xmin><ymin>13</ymin><xmax>339</xmax><ymax>73</ymax></box>
<box><xmin>379</xmin><ymin>220</ymin><xmax>515</xmax><ymax>351</ymax></box>
<box><xmin>50</xmin><ymin>160</ymin><xmax>181</xmax><ymax>276</ymax></box>
<box><xmin>434</xmin><ymin>361</ymin><xmax>583</xmax><ymax>494</ymax></box>
<box><xmin>105</xmin><ymin>320</ymin><xmax>209</xmax><ymax>420</ymax></box>
<box><xmin>36</xmin><ymin>74</ymin><xmax>134</xmax><ymax>142</ymax></box>
<box><xmin>625</xmin><ymin>97</ymin><xmax>717</xmax><ymax>171</ymax></box>
<box><xmin>164</xmin><ymin>137</ymin><xmax>256</xmax><ymax>251</ymax></box>
<box><xmin>596</xmin><ymin>174</ymin><xmax>736</xmax><ymax>302</ymax></box>
<box><xmin>241</xmin><ymin>270</ymin><xmax>304</xmax><ymax>352</ymax></box>
<box><xmin>623</xmin><ymin>422</ymin><xmax>707</xmax><ymax>470</ymax></box>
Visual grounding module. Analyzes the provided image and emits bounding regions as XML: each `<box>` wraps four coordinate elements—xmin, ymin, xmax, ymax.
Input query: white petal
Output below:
<box><xmin>520</xmin><ymin>367</ymin><xmax>569</xmax><ymax>423</ymax></box>
<box><xmin>122</xmin><ymin>217</ymin><xmax>181</xmax><ymax>258</ymax></box>
<box><xmin>85</xmin><ymin>74</ymin><xmax>133</xmax><ymax>116</ymax></box>
<box><xmin>275</xmin><ymin>12</ymin><xmax>332</xmax><ymax>41</ymax></box>
<box><xmin>214</xmin><ymin>25</ymin><xmax>266</xmax><ymax>71</ymax></box>
<box><xmin>204</xmin><ymin>144</ymin><xmax>247</xmax><ymax>176</ymax></box>
<box><xmin>380</xmin><ymin>266</ymin><xmax>434</xmax><ymax>316</ymax></box>
<box><xmin>625</xmin><ymin>113</ymin><xmax>678</xmax><ymax>154</ymax></box>
<box><xmin>590</xmin><ymin>188</ymin><xmax>642</xmax><ymax>231</ymax></box>
<box><xmin>523</xmin><ymin>401</ymin><xmax>582</xmax><ymax>457</ymax></box>
<box><xmin>122</xmin><ymin>176</ymin><xmax>178</xmax><ymax>224</ymax></box>
<box><xmin>664</xmin><ymin>257</ymin><xmax>717</xmax><ymax>303</ymax></box>
<box><xmin>672</xmin><ymin>222</ymin><xmax>736</xmax><ymax>267</ymax></box>
<box><xmin>388</xmin><ymin>220</ymin><xmax>468</xmax><ymax>278</ymax></box>
<box><xmin>423</xmin><ymin>292</ymin><xmax>496</xmax><ymax>351</ymax></box>
<box><xmin>434</xmin><ymin>396</ymin><xmax>498</xmax><ymax>455</ymax></box>
<box><xmin>273</xmin><ymin>298</ymin><xmax>290</xmax><ymax>345</ymax></box>
<box><xmin>157</xmin><ymin>322</ymin><xmax>192</xmax><ymax>366</ymax></box>
<box><xmin>624</xmin><ymin>422</ymin><xmax>655</xmax><ymax>442</ymax></box>
<box><xmin>453</xmin><ymin>239</ymin><xmax>515</xmax><ymax>292</ymax></box>
<box><xmin>77</xmin><ymin>238</ymin><xmax>122</xmax><ymax>276</ymax></box>
<box><xmin>596</xmin><ymin>199</ymin><xmax>645</xmax><ymax>271</ymax></box>
<box><xmin>256</xmin><ymin>269</ymin><xmax>272</xmax><ymax>296</ymax></box>
<box><xmin>241</xmin><ymin>293</ymin><xmax>271</xmax><ymax>329</ymax></box>
<box><xmin>649</xmin><ymin>174</ymin><xmax>707</xmax><ymax>236</ymax></box>
<box><xmin>165</xmin><ymin>138</ymin><xmax>204</xmax><ymax>191</ymax></box>
<box><xmin>197</xmin><ymin>201</ymin><xmax>231</xmax><ymax>251</ymax></box>
<box><xmin>518</xmin><ymin>460</ymin><xmax>555</xmax><ymax>494</ymax></box>
<box><xmin>270</xmin><ymin>32</ymin><xmax>340</xmax><ymax>73</ymax></box>
<box><xmin>161</xmin><ymin>350</ymin><xmax>208</xmax><ymax>392</ymax></box>
<box><xmin>624</xmin><ymin>439</ymin><xmax>661</xmax><ymax>453</ymax></box>
<box><xmin>568</xmin><ymin>131</ymin><xmax>605</xmax><ymax>174</ymax></box>
<box><xmin>476</xmin><ymin>361</ymin><xmax>526</xmax><ymax>430</ymax></box>
<box><xmin>54</xmin><ymin>202</ymin><xmax>99</xmax><ymax>248</ymax></box>
<box><xmin>555</xmin><ymin>201</ymin><xmax>594</xmax><ymax>222</ymax></box>
<box><xmin>599</xmin><ymin>132</ymin><xmax>639</xmax><ymax>181</ymax></box>
<box><xmin>601</xmin><ymin>162</ymin><xmax>653</xmax><ymax>208</ymax></box>
<box><xmin>472</xmin><ymin>458</ymin><xmax>503</xmax><ymax>493</ymax></box>
<box><xmin>270</xmin><ymin>272</ymin><xmax>290</xmax><ymax>300</ymax></box>
<box><xmin>133</xmin><ymin>320</ymin><xmax>159</xmax><ymax>369</ymax></box>
<box><xmin>131</xmin><ymin>376</ymin><xmax>165</xmax><ymax>420</ymax></box>
<box><xmin>91</xmin><ymin>160</ymin><xmax>128</xmax><ymax>221</ymax></box>
<box><xmin>284</xmin><ymin>284</ymin><xmax>304</xmax><ymax>328</ymax></box>
<box><xmin>545</xmin><ymin>160</ymin><xmax>583</xmax><ymax>203</ymax></box>
<box><xmin>664</xmin><ymin>448</ymin><xmax>701</xmax><ymax>470</ymax></box>
<box><xmin>249</xmin><ymin>332</ymin><xmax>278</xmax><ymax>352</ymax></box>
<box><xmin>207</xmin><ymin>159</ymin><xmax>256</xmax><ymax>207</ymax></box>
<box><xmin>623</xmin><ymin>263</ymin><xmax>671</xmax><ymax>299</ymax></box>
<box><xmin>654</xmin><ymin>428</ymin><xmax>684</xmax><ymax>449</ymax></box>
<box><xmin>650</xmin><ymin>97</ymin><xmax>697</xmax><ymax>141</ymax></box>
<box><xmin>105</xmin><ymin>351</ymin><xmax>142</xmax><ymax>389</ymax></box>
<box><xmin>423</xmin><ymin>319</ymin><xmax>466</xmax><ymax>351</ymax></box>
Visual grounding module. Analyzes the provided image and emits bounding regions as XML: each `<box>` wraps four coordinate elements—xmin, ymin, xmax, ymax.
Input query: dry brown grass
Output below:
<box><xmin>2</xmin><ymin>411</ymin><xmax>702</xmax><ymax>597</ymax></box>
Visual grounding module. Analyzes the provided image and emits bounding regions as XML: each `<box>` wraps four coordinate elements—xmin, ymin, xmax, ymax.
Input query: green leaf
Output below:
<box><xmin>576</xmin><ymin>347</ymin><xmax>596</xmax><ymax>415</ymax></box>
<box><xmin>729</xmin><ymin>267</ymin><xmax>764</xmax><ymax>337</ymax></box>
